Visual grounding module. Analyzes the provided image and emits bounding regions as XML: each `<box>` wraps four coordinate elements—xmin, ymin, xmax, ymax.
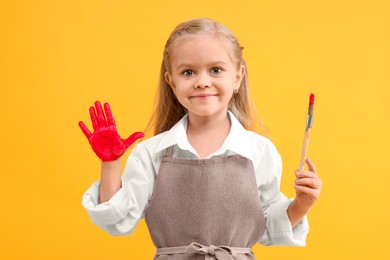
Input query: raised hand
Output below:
<box><xmin>78</xmin><ymin>101</ymin><xmax>144</xmax><ymax>162</ymax></box>
<box><xmin>294</xmin><ymin>158</ymin><xmax>322</xmax><ymax>211</ymax></box>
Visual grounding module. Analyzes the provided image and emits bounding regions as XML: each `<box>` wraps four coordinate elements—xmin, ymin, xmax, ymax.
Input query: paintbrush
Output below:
<box><xmin>299</xmin><ymin>93</ymin><xmax>315</xmax><ymax>171</ymax></box>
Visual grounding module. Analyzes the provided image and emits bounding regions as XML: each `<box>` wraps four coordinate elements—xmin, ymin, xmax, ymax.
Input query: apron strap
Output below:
<box><xmin>163</xmin><ymin>145</ymin><xmax>174</xmax><ymax>157</ymax></box>
<box><xmin>156</xmin><ymin>242</ymin><xmax>252</xmax><ymax>260</ymax></box>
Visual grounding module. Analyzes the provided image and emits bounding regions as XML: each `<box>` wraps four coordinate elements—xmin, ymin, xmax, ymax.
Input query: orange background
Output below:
<box><xmin>1</xmin><ymin>0</ymin><xmax>389</xmax><ymax>259</ymax></box>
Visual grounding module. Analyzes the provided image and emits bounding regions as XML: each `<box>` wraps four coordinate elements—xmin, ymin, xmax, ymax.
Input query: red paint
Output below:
<box><xmin>79</xmin><ymin>101</ymin><xmax>144</xmax><ymax>162</ymax></box>
<box><xmin>309</xmin><ymin>93</ymin><xmax>315</xmax><ymax>106</ymax></box>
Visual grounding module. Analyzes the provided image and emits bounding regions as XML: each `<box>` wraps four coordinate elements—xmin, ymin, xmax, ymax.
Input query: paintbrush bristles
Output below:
<box><xmin>309</xmin><ymin>93</ymin><xmax>315</xmax><ymax>105</ymax></box>
<box><xmin>308</xmin><ymin>93</ymin><xmax>315</xmax><ymax>116</ymax></box>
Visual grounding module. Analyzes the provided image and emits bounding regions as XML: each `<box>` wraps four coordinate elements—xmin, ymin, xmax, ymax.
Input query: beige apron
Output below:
<box><xmin>145</xmin><ymin>146</ymin><xmax>266</xmax><ymax>259</ymax></box>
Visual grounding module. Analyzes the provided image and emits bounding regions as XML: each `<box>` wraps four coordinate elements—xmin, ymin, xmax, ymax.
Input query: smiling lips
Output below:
<box><xmin>190</xmin><ymin>93</ymin><xmax>217</xmax><ymax>99</ymax></box>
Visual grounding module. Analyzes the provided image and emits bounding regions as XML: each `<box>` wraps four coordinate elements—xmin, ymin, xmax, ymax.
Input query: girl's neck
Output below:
<box><xmin>186</xmin><ymin>111</ymin><xmax>231</xmax><ymax>159</ymax></box>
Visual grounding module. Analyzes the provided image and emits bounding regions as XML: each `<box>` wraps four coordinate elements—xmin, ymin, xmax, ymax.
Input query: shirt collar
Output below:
<box><xmin>155</xmin><ymin>114</ymin><xmax>194</xmax><ymax>153</ymax></box>
<box><xmin>155</xmin><ymin>111</ymin><xmax>254</xmax><ymax>160</ymax></box>
<box><xmin>221</xmin><ymin>111</ymin><xmax>253</xmax><ymax>161</ymax></box>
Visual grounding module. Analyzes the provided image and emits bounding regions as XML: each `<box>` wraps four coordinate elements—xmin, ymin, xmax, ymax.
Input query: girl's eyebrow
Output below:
<box><xmin>175</xmin><ymin>61</ymin><xmax>228</xmax><ymax>70</ymax></box>
<box><xmin>175</xmin><ymin>63</ymin><xmax>192</xmax><ymax>70</ymax></box>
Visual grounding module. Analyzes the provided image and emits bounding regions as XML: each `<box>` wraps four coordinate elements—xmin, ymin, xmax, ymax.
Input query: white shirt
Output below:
<box><xmin>82</xmin><ymin>111</ymin><xmax>309</xmax><ymax>246</ymax></box>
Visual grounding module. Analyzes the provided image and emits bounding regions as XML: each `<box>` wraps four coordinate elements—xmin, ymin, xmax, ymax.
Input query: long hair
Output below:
<box><xmin>145</xmin><ymin>18</ymin><xmax>268</xmax><ymax>137</ymax></box>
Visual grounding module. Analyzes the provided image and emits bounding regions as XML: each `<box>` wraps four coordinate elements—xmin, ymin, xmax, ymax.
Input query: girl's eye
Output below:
<box><xmin>211</xmin><ymin>67</ymin><xmax>222</xmax><ymax>74</ymax></box>
<box><xmin>183</xmin><ymin>70</ymin><xmax>194</xmax><ymax>77</ymax></box>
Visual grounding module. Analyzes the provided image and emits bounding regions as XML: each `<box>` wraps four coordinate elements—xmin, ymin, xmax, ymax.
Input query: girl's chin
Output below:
<box><xmin>187</xmin><ymin>109</ymin><xmax>228</xmax><ymax>118</ymax></box>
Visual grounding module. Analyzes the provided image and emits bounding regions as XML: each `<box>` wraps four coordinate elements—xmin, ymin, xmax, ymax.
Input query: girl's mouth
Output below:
<box><xmin>190</xmin><ymin>94</ymin><xmax>217</xmax><ymax>99</ymax></box>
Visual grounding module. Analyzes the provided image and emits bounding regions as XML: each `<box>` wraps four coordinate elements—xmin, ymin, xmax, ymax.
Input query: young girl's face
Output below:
<box><xmin>165</xmin><ymin>34</ymin><xmax>245</xmax><ymax>119</ymax></box>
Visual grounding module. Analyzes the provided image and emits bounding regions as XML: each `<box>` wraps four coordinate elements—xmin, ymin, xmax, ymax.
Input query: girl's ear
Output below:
<box><xmin>165</xmin><ymin>72</ymin><xmax>176</xmax><ymax>93</ymax></box>
<box><xmin>235</xmin><ymin>64</ymin><xmax>246</xmax><ymax>89</ymax></box>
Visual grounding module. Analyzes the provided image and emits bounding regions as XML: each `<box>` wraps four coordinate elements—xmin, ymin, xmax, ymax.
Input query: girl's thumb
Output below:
<box><xmin>124</xmin><ymin>132</ymin><xmax>145</xmax><ymax>147</ymax></box>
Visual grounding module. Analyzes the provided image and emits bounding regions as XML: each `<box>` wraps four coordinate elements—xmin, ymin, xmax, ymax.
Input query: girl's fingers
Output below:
<box><xmin>95</xmin><ymin>101</ymin><xmax>107</xmax><ymax>127</ymax></box>
<box><xmin>295</xmin><ymin>158</ymin><xmax>318</xmax><ymax>179</ymax></box>
<box><xmin>295</xmin><ymin>169</ymin><xmax>316</xmax><ymax>179</ymax></box>
<box><xmin>294</xmin><ymin>184</ymin><xmax>320</xmax><ymax>196</ymax></box>
<box><xmin>306</xmin><ymin>158</ymin><xmax>317</xmax><ymax>174</ymax></box>
<box><xmin>295</xmin><ymin>177</ymin><xmax>321</xmax><ymax>189</ymax></box>
<box><xmin>89</xmin><ymin>106</ymin><xmax>99</xmax><ymax>130</ymax></box>
<box><xmin>294</xmin><ymin>157</ymin><xmax>322</xmax><ymax>191</ymax></box>
<box><xmin>79</xmin><ymin>121</ymin><xmax>92</xmax><ymax>139</ymax></box>
<box><xmin>104</xmin><ymin>103</ymin><xmax>116</xmax><ymax>127</ymax></box>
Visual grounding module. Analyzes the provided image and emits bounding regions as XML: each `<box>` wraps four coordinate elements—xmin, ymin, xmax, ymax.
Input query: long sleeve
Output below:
<box><xmin>256</xmin><ymin>141</ymin><xmax>309</xmax><ymax>246</ymax></box>
<box><xmin>82</xmin><ymin>144</ymin><xmax>156</xmax><ymax>236</ymax></box>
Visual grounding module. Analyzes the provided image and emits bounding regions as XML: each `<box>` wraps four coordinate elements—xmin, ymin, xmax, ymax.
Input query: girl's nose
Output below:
<box><xmin>194</xmin><ymin>74</ymin><xmax>211</xmax><ymax>88</ymax></box>
<box><xmin>195</xmin><ymin>82</ymin><xmax>210</xmax><ymax>88</ymax></box>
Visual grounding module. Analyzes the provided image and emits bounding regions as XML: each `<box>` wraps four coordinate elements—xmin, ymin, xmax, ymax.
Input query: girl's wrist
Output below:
<box><xmin>99</xmin><ymin>158</ymin><xmax>122</xmax><ymax>203</ymax></box>
<box><xmin>290</xmin><ymin>198</ymin><xmax>311</xmax><ymax>214</ymax></box>
<box><xmin>287</xmin><ymin>199</ymin><xmax>310</xmax><ymax>228</ymax></box>
<box><xmin>101</xmin><ymin>158</ymin><xmax>122</xmax><ymax>172</ymax></box>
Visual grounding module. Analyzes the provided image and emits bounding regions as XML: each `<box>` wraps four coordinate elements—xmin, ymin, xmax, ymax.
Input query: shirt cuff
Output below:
<box><xmin>82</xmin><ymin>180</ymin><xmax>136</xmax><ymax>226</ymax></box>
<box><xmin>260</xmin><ymin>198</ymin><xmax>309</xmax><ymax>246</ymax></box>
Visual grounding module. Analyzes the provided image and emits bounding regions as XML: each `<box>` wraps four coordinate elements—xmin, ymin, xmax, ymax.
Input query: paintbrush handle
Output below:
<box><xmin>299</xmin><ymin>128</ymin><xmax>311</xmax><ymax>171</ymax></box>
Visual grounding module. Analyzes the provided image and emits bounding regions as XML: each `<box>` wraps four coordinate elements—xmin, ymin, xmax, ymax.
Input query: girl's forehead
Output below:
<box><xmin>170</xmin><ymin>34</ymin><xmax>235</xmax><ymax>62</ymax></box>
<box><xmin>174</xmin><ymin>33</ymin><xmax>223</xmax><ymax>47</ymax></box>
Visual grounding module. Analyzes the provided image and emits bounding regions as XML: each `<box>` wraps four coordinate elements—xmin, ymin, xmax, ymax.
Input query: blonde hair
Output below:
<box><xmin>146</xmin><ymin>18</ymin><xmax>268</xmax><ymax>137</ymax></box>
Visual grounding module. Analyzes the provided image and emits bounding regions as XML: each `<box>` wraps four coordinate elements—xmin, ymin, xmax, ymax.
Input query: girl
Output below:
<box><xmin>79</xmin><ymin>18</ymin><xmax>322</xmax><ymax>259</ymax></box>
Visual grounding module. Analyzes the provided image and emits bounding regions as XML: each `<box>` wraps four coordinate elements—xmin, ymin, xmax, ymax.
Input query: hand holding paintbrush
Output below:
<box><xmin>287</xmin><ymin>93</ymin><xmax>322</xmax><ymax>228</ymax></box>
